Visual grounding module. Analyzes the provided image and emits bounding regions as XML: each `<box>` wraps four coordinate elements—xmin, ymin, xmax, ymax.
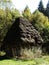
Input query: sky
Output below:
<box><xmin>12</xmin><ymin>0</ymin><xmax>48</xmax><ymax>13</ymax></box>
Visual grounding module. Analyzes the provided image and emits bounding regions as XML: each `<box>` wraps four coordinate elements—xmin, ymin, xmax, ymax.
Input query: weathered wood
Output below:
<box><xmin>1</xmin><ymin>17</ymin><xmax>43</xmax><ymax>58</ymax></box>
<box><xmin>12</xmin><ymin>48</ymin><xmax>15</xmax><ymax>58</ymax></box>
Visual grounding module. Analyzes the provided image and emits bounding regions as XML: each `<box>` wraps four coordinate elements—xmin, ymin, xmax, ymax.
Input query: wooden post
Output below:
<box><xmin>12</xmin><ymin>47</ymin><xmax>15</xmax><ymax>58</ymax></box>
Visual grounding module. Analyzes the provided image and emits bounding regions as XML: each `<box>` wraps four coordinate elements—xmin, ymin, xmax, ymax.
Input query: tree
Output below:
<box><xmin>0</xmin><ymin>0</ymin><xmax>21</xmax><ymax>47</ymax></box>
<box><xmin>0</xmin><ymin>9</ymin><xmax>6</xmax><ymax>47</ymax></box>
<box><xmin>38</xmin><ymin>0</ymin><xmax>45</xmax><ymax>14</ymax></box>
<box><xmin>0</xmin><ymin>0</ymin><xmax>12</xmax><ymax>9</ymax></box>
<box><xmin>22</xmin><ymin>6</ymin><xmax>31</xmax><ymax>21</ymax></box>
<box><xmin>31</xmin><ymin>10</ymin><xmax>49</xmax><ymax>43</ymax></box>
<box><xmin>11</xmin><ymin>8</ymin><xmax>21</xmax><ymax>19</ymax></box>
<box><xmin>46</xmin><ymin>0</ymin><xmax>49</xmax><ymax>18</ymax></box>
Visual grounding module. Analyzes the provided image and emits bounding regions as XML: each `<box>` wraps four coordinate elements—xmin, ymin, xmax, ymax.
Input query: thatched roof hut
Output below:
<box><xmin>1</xmin><ymin>17</ymin><xmax>43</xmax><ymax>58</ymax></box>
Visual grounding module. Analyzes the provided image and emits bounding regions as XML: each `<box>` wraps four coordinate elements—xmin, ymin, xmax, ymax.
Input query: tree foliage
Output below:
<box><xmin>11</xmin><ymin>8</ymin><xmax>21</xmax><ymax>19</ymax></box>
<box><xmin>22</xmin><ymin>6</ymin><xmax>31</xmax><ymax>21</ymax></box>
<box><xmin>31</xmin><ymin>10</ymin><xmax>49</xmax><ymax>43</ymax></box>
<box><xmin>38</xmin><ymin>0</ymin><xmax>44</xmax><ymax>14</ymax></box>
<box><xmin>0</xmin><ymin>8</ymin><xmax>21</xmax><ymax>47</ymax></box>
<box><xmin>46</xmin><ymin>0</ymin><xmax>49</xmax><ymax>18</ymax></box>
<box><xmin>38</xmin><ymin>0</ymin><xmax>49</xmax><ymax>18</ymax></box>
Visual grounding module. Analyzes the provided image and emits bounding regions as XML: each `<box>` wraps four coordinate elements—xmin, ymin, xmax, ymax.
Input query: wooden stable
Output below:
<box><xmin>1</xmin><ymin>17</ymin><xmax>43</xmax><ymax>58</ymax></box>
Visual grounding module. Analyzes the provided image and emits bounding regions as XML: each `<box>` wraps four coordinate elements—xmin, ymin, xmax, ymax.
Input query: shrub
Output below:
<box><xmin>20</xmin><ymin>46</ymin><xmax>42</xmax><ymax>60</ymax></box>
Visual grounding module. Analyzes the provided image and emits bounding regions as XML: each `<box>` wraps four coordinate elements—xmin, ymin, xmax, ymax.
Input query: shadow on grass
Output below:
<box><xmin>0</xmin><ymin>55</ymin><xmax>10</xmax><ymax>60</ymax></box>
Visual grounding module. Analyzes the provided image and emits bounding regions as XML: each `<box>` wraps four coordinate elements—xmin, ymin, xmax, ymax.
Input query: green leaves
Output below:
<box><xmin>11</xmin><ymin>8</ymin><xmax>21</xmax><ymax>19</ymax></box>
<box><xmin>22</xmin><ymin>6</ymin><xmax>31</xmax><ymax>20</ymax></box>
<box><xmin>0</xmin><ymin>4</ymin><xmax>21</xmax><ymax>47</ymax></box>
<box><xmin>31</xmin><ymin>10</ymin><xmax>49</xmax><ymax>43</ymax></box>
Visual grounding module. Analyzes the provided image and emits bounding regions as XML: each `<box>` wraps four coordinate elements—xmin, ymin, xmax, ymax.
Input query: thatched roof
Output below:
<box><xmin>3</xmin><ymin>17</ymin><xmax>43</xmax><ymax>46</ymax></box>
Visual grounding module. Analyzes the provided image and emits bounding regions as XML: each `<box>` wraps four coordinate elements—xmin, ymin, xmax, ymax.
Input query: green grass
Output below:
<box><xmin>0</xmin><ymin>60</ymin><xmax>36</xmax><ymax>65</ymax></box>
<box><xmin>0</xmin><ymin>56</ymin><xmax>49</xmax><ymax>65</ymax></box>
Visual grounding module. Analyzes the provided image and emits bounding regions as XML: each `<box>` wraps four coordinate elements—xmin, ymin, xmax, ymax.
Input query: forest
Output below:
<box><xmin>0</xmin><ymin>0</ymin><xmax>49</xmax><ymax>65</ymax></box>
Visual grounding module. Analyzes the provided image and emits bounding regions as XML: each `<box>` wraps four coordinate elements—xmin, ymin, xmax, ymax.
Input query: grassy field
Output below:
<box><xmin>0</xmin><ymin>56</ymin><xmax>49</xmax><ymax>65</ymax></box>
